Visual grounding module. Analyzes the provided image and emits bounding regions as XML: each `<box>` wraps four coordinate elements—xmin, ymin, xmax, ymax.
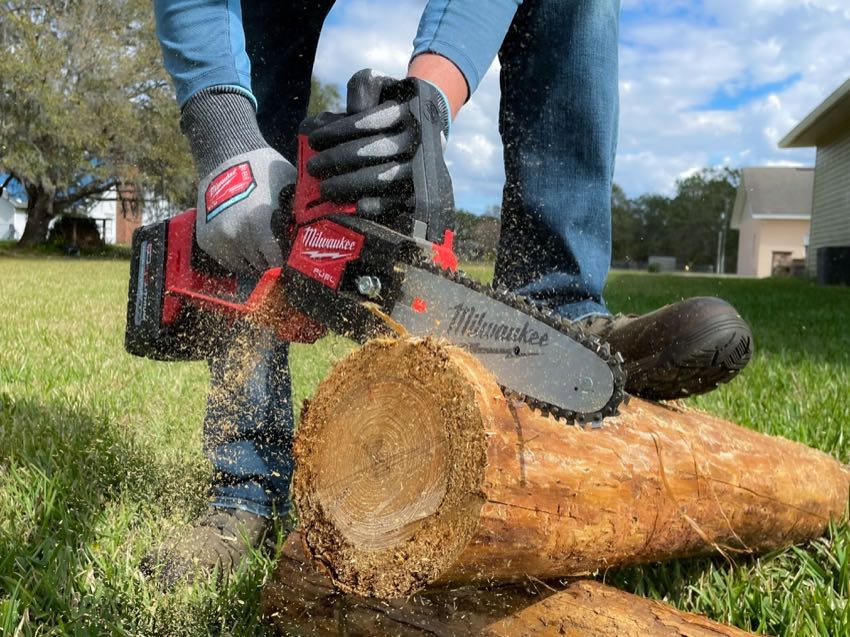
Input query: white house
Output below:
<box><xmin>2</xmin><ymin>185</ymin><xmax>172</xmax><ymax>245</ymax></box>
<box><xmin>80</xmin><ymin>186</ymin><xmax>176</xmax><ymax>244</ymax></box>
<box><xmin>0</xmin><ymin>187</ymin><xmax>27</xmax><ymax>241</ymax></box>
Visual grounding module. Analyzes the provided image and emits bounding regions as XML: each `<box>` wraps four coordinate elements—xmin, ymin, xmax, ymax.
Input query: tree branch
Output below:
<box><xmin>55</xmin><ymin>178</ymin><xmax>116</xmax><ymax>205</ymax></box>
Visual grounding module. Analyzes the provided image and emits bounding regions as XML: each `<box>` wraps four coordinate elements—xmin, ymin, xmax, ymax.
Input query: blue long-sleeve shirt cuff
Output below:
<box><xmin>154</xmin><ymin>0</ymin><xmax>520</xmax><ymax>109</ymax></box>
<box><xmin>155</xmin><ymin>0</ymin><xmax>256</xmax><ymax>108</ymax></box>
<box><xmin>412</xmin><ymin>0</ymin><xmax>522</xmax><ymax>96</ymax></box>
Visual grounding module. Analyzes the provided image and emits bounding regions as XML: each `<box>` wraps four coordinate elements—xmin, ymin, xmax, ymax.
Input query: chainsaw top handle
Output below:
<box><xmin>293</xmin><ymin>77</ymin><xmax>455</xmax><ymax>245</ymax></box>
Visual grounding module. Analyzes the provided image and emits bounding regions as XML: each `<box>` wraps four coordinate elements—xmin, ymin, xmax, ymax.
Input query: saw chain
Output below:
<box><xmin>408</xmin><ymin>256</ymin><xmax>628</xmax><ymax>426</ymax></box>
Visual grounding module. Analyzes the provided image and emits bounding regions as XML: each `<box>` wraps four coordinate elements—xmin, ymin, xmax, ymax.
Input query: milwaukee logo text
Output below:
<box><xmin>288</xmin><ymin>220</ymin><xmax>364</xmax><ymax>290</ymax></box>
<box><xmin>301</xmin><ymin>226</ymin><xmax>358</xmax><ymax>259</ymax></box>
<box><xmin>448</xmin><ymin>303</ymin><xmax>550</xmax><ymax>347</ymax></box>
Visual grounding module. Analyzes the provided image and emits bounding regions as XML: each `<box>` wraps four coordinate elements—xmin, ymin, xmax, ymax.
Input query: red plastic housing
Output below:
<box><xmin>163</xmin><ymin>209</ymin><xmax>325</xmax><ymax>343</ymax></box>
<box><xmin>293</xmin><ymin>134</ymin><xmax>356</xmax><ymax>225</ymax></box>
<box><xmin>159</xmin><ymin>132</ymin><xmax>457</xmax><ymax>339</ymax></box>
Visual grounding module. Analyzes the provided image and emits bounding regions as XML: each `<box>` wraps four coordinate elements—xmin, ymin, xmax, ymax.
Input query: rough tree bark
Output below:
<box><xmin>18</xmin><ymin>179</ymin><xmax>117</xmax><ymax>246</ymax></box>
<box><xmin>293</xmin><ymin>338</ymin><xmax>850</xmax><ymax>599</ymax></box>
<box><xmin>262</xmin><ymin>532</ymin><xmax>760</xmax><ymax>637</ymax></box>
<box><xmin>18</xmin><ymin>183</ymin><xmax>56</xmax><ymax>247</ymax></box>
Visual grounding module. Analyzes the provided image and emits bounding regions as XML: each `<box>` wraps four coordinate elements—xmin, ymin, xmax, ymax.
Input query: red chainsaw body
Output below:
<box><xmin>126</xmin><ymin>132</ymin><xmax>457</xmax><ymax>357</ymax></box>
<box><xmin>286</xmin><ymin>136</ymin><xmax>362</xmax><ymax>291</ymax></box>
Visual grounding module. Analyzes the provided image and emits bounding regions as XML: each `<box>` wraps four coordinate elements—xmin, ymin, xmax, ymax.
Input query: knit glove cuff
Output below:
<box><xmin>181</xmin><ymin>88</ymin><xmax>268</xmax><ymax>177</ymax></box>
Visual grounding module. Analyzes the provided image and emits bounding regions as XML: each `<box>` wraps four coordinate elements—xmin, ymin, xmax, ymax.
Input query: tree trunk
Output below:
<box><xmin>293</xmin><ymin>338</ymin><xmax>850</xmax><ymax>599</ymax></box>
<box><xmin>18</xmin><ymin>183</ymin><xmax>56</xmax><ymax>247</ymax></box>
<box><xmin>262</xmin><ymin>532</ymin><xmax>759</xmax><ymax>637</ymax></box>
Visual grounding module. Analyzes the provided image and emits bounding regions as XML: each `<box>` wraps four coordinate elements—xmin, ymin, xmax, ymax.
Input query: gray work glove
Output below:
<box><xmin>181</xmin><ymin>88</ymin><xmax>295</xmax><ymax>273</ymax></box>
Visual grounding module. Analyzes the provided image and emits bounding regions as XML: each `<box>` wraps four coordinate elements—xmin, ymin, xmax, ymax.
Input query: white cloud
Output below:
<box><xmin>310</xmin><ymin>0</ymin><xmax>850</xmax><ymax>209</ymax></box>
<box><xmin>313</xmin><ymin>1</ymin><xmax>422</xmax><ymax>82</ymax></box>
<box><xmin>614</xmin><ymin>0</ymin><xmax>849</xmax><ymax>196</ymax></box>
<box><xmin>453</xmin><ymin>134</ymin><xmax>498</xmax><ymax>168</ymax></box>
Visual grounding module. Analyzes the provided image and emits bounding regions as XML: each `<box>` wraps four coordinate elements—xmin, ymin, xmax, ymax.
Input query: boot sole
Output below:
<box><xmin>624</xmin><ymin>312</ymin><xmax>753</xmax><ymax>400</ymax></box>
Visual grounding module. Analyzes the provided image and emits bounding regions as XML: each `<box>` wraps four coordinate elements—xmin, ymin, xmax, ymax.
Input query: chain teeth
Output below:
<box><xmin>408</xmin><ymin>257</ymin><xmax>628</xmax><ymax>427</ymax></box>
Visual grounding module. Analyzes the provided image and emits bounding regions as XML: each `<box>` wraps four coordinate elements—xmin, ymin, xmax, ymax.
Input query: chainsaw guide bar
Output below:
<box><xmin>388</xmin><ymin>257</ymin><xmax>627</xmax><ymax>426</ymax></box>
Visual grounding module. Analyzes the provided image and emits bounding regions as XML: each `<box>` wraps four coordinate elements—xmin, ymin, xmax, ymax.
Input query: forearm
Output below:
<box><xmin>407</xmin><ymin>54</ymin><xmax>467</xmax><ymax>119</ymax></box>
<box><xmin>410</xmin><ymin>0</ymin><xmax>522</xmax><ymax>114</ymax></box>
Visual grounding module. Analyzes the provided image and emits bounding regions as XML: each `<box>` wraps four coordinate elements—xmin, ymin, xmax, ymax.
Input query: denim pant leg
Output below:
<box><xmin>203</xmin><ymin>0</ymin><xmax>335</xmax><ymax>517</ymax></box>
<box><xmin>244</xmin><ymin>0</ymin><xmax>337</xmax><ymax>160</ymax></box>
<box><xmin>493</xmin><ymin>0</ymin><xmax>620</xmax><ymax>320</ymax></box>
<box><xmin>205</xmin><ymin>318</ymin><xmax>294</xmax><ymax>518</ymax></box>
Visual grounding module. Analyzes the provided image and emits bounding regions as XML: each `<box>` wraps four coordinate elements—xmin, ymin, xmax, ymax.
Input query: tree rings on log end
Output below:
<box><xmin>293</xmin><ymin>338</ymin><xmax>488</xmax><ymax>598</ymax></box>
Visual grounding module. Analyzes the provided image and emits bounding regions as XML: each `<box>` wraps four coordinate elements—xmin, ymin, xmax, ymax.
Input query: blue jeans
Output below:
<box><xmin>204</xmin><ymin>1</ymin><xmax>335</xmax><ymax>517</ymax></box>
<box><xmin>205</xmin><ymin>287</ymin><xmax>295</xmax><ymax>518</ymax></box>
<box><xmin>206</xmin><ymin>0</ymin><xmax>620</xmax><ymax>517</ymax></box>
<box><xmin>493</xmin><ymin>0</ymin><xmax>619</xmax><ymax>319</ymax></box>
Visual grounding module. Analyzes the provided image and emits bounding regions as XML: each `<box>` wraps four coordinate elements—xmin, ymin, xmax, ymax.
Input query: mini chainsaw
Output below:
<box><xmin>125</xmin><ymin>81</ymin><xmax>625</xmax><ymax>424</ymax></box>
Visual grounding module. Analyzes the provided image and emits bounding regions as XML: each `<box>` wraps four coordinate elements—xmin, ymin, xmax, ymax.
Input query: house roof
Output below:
<box><xmin>730</xmin><ymin>167</ymin><xmax>814</xmax><ymax>229</ymax></box>
<box><xmin>779</xmin><ymin>77</ymin><xmax>850</xmax><ymax>148</ymax></box>
<box><xmin>0</xmin><ymin>187</ymin><xmax>26</xmax><ymax>210</ymax></box>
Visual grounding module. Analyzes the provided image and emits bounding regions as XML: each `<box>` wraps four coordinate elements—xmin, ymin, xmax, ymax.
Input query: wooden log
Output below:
<box><xmin>293</xmin><ymin>338</ymin><xmax>850</xmax><ymax>598</ymax></box>
<box><xmin>262</xmin><ymin>532</ymin><xmax>759</xmax><ymax>637</ymax></box>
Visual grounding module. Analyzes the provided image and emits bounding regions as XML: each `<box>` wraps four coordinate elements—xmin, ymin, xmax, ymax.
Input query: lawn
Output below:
<box><xmin>0</xmin><ymin>256</ymin><xmax>848</xmax><ymax>635</ymax></box>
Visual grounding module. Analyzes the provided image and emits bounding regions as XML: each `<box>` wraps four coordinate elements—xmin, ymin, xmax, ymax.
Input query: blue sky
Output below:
<box><xmin>692</xmin><ymin>74</ymin><xmax>802</xmax><ymax>111</ymax></box>
<box><xmin>311</xmin><ymin>0</ymin><xmax>850</xmax><ymax>212</ymax></box>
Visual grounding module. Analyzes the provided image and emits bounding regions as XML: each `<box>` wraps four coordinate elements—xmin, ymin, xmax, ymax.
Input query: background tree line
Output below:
<box><xmin>611</xmin><ymin>167</ymin><xmax>740</xmax><ymax>272</ymax></box>
<box><xmin>452</xmin><ymin>167</ymin><xmax>740</xmax><ymax>273</ymax></box>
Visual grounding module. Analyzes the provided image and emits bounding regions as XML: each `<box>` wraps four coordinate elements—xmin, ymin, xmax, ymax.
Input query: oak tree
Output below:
<box><xmin>0</xmin><ymin>0</ymin><xmax>194</xmax><ymax>245</ymax></box>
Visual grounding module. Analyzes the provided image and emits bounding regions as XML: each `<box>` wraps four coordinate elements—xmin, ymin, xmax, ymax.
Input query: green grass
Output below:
<box><xmin>0</xmin><ymin>239</ymin><xmax>133</xmax><ymax>260</ymax></box>
<box><xmin>1</xmin><ymin>257</ymin><xmax>848</xmax><ymax>635</ymax></box>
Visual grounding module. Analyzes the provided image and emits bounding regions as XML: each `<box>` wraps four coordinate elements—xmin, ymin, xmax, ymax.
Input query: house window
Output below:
<box><xmin>94</xmin><ymin>218</ymin><xmax>113</xmax><ymax>243</ymax></box>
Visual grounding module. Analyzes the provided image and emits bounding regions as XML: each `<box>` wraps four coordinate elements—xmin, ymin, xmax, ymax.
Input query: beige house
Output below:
<box><xmin>730</xmin><ymin>167</ymin><xmax>813</xmax><ymax>278</ymax></box>
<box><xmin>779</xmin><ymin>78</ymin><xmax>850</xmax><ymax>278</ymax></box>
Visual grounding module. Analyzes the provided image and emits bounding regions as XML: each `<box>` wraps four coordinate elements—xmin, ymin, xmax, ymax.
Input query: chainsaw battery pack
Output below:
<box><xmin>125</xmin><ymin>212</ymin><xmax>232</xmax><ymax>361</ymax></box>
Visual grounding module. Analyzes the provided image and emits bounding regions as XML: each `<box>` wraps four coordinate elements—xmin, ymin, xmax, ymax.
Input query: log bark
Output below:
<box><xmin>262</xmin><ymin>532</ymin><xmax>759</xmax><ymax>637</ymax></box>
<box><xmin>293</xmin><ymin>338</ymin><xmax>850</xmax><ymax>599</ymax></box>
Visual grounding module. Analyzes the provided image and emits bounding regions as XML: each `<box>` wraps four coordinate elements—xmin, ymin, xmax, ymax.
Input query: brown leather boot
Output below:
<box><xmin>580</xmin><ymin>296</ymin><xmax>753</xmax><ymax>400</ymax></box>
<box><xmin>143</xmin><ymin>507</ymin><xmax>271</xmax><ymax>589</ymax></box>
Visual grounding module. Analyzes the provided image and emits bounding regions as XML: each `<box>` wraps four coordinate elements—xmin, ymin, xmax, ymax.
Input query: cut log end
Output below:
<box><xmin>293</xmin><ymin>338</ymin><xmax>488</xmax><ymax>598</ymax></box>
